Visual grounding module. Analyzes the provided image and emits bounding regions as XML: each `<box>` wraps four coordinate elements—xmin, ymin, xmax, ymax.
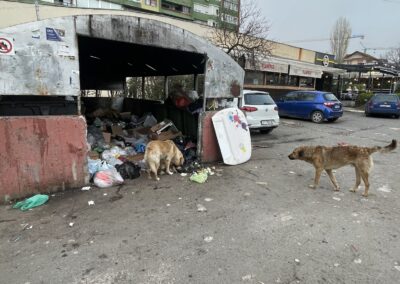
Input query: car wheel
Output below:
<box><xmin>260</xmin><ymin>129</ymin><xmax>273</xmax><ymax>134</ymax></box>
<box><xmin>311</xmin><ymin>111</ymin><xmax>324</xmax><ymax>123</ymax></box>
<box><xmin>395</xmin><ymin>115</ymin><xmax>400</xmax><ymax>119</ymax></box>
<box><xmin>327</xmin><ymin>118</ymin><xmax>338</xmax><ymax>122</ymax></box>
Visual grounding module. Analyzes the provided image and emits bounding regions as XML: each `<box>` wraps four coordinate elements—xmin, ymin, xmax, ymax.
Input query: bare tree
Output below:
<box><xmin>209</xmin><ymin>0</ymin><xmax>273</xmax><ymax>66</ymax></box>
<box><xmin>330</xmin><ymin>17</ymin><xmax>352</xmax><ymax>64</ymax></box>
<box><xmin>385</xmin><ymin>45</ymin><xmax>400</xmax><ymax>69</ymax></box>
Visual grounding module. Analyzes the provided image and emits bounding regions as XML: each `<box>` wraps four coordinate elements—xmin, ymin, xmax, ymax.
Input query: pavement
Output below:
<box><xmin>1</xmin><ymin>111</ymin><xmax>400</xmax><ymax>284</ymax></box>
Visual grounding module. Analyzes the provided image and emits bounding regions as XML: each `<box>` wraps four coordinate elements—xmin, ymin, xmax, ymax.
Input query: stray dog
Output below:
<box><xmin>144</xmin><ymin>140</ymin><xmax>184</xmax><ymax>181</ymax></box>
<box><xmin>288</xmin><ymin>140</ymin><xmax>397</xmax><ymax>196</ymax></box>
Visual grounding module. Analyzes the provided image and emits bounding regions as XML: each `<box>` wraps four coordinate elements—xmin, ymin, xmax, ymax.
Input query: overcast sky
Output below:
<box><xmin>252</xmin><ymin>0</ymin><xmax>400</xmax><ymax>57</ymax></box>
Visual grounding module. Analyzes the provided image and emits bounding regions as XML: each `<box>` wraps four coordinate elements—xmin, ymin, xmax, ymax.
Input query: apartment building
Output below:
<box><xmin>45</xmin><ymin>0</ymin><xmax>239</xmax><ymax>29</ymax></box>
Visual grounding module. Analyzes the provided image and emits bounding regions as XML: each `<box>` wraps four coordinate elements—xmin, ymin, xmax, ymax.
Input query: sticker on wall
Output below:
<box><xmin>58</xmin><ymin>44</ymin><xmax>73</xmax><ymax>57</ymax></box>
<box><xmin>0</xmin><ymin>37</ymin><xmax>15</xmax><ymax>55</ymax></box>
<box><xmin>31</xmin><ymin>29</ymin><xmax>40</xmax><ymax>39</ymax></box>
<box><xmin>46</xmin><ymin>28</ymin><xmax>65</xmax><ymax>41</ymax></box>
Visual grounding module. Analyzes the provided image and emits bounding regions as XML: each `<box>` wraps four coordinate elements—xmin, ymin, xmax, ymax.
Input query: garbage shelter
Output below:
<box><xmin>0</xmin><ymin>15</ymin><xmax>244</xmax><ymax>202</ymax></box>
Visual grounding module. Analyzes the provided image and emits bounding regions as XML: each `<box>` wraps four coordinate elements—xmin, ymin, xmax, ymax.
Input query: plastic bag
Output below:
<box><xmin>190</xmin><ymin>171</ymin><xmax>208</xmax><ymax>184</ymax></box>
<box><xmin>93</xmin><ymin>168</ymin><xmax>124</xmax><ymax>188</ymax></box>
<box><xmin>135</xmin><ymin>143</ymin><xmax>146</xmax><ymax>153</ymax></box>
<box><xmin>124</xmin><ymin>146</ymin><xmax>137</xmax><ymax>156</ymax></box>
<box><xmin>111</xmin><ymin>97</ymin><xmax>124</xmax><ymax>112</ymax></box>
<box><xmin>13</xmin><ymin>194</ymin><xmax>49</xmax><ymax>211</ymax></box>
<box><xmin>142</xmin><ymin>114</ymin><xmax>158</xmax><ymax>128</ymax></box>
<box><xmin>187</xmin><ymin>90</ymin><xmax>199</xmax><ymax>101</ymax></box>
<box><xmin>88</xmin><ymin>158</ymin><xmax>102</xmax><ymax>175</ymax></box>
<box><xmin>116</xmin><ymin>162</ymin><xmax>141</xmax><ymax>179</ymax></box>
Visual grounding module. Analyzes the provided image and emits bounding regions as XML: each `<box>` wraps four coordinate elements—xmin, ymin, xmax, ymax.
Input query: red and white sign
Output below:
<box><xmin>289</xmin><ymin>66</ymin><xmax>322</xmax><ymax>78</ymax></box>
<box><xmin>0</xmin><ymin>37</ymin><xmax>14</xmax><ymax>55</ymax></box>
<box><xmin>246</xmin><ymin>60</ymin><xmax>288</xmax><ymax>74</ymax></box>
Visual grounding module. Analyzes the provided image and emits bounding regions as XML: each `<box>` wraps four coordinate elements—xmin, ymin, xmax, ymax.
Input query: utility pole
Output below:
<box><xmin>35</xmin><ymin>0</ymin><xmax>40</xmax><ymax>21</ymax></box>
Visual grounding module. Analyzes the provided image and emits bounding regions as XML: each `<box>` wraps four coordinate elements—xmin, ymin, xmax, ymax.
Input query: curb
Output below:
<box><xmin>343</xmin><ymin>108</ymin><xmax>364</xmax><ymax>113</ymax></box>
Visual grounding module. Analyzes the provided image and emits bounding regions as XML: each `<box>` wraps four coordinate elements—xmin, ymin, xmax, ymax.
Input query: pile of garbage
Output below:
<box><xmin>86</xmin><ymin>110</ymin><xmax>206</xmax><ymax>187</ymax></box>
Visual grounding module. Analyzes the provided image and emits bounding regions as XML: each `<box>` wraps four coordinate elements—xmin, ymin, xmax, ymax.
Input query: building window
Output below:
<box><xmin>223</xmin><ymin>0</ymin><xmax>238</xmax><ymax>11</ymax></box>
<box><xmin>265</xmin><ymin>72</ymin><xmax>279</xmax><ymax>85</ymax></box>
<box><xmin>162</xmin><ymin>1</ymin><xmax>190</xmax><ymax>14</ymax></box>
<box><xmin>145</xmin><ymin>0</ymin><xmax>157</xmax><ymax>7</ymax></box>
<box><xmin>299</xmin><ymin>77</ymin><xmax>314</xmax><ymax>87</ymax></box>
<box><xmin>244</xmin><ymin>71</ymin><xmax>264</xmax><ymax>85</ymax></box>
<box><xmin>221</xmin><ymin>13</ymin><xmax>238</xmax><ymax>25</ymax></box>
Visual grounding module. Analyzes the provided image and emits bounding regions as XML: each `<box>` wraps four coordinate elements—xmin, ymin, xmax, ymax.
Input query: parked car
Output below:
<box><xmin>365</xmin><ymin>93</ymin><xmax>400</xmax><ymax>118</ymax></box>
<box><xmin>238</xmin><ymin>90</ymin><xmax>279</xmax><ymax>133</ymax></box>
<box><xmin>276</xmin><ymin>91</ymin><xmax>343</xmax><ymax>123</ymax></box>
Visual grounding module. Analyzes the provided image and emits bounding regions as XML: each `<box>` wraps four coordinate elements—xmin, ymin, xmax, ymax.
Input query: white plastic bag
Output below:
<box><xmin>93</xmin><ymin>168</ymin><xmax>124</xmax><ymax>188</ymax></box>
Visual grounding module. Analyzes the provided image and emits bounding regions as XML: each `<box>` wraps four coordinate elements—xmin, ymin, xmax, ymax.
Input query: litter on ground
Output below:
<box><xmin>197</xmin><ymin>204</ymin><xmax>207</xmax><ymax>212</ymax></box>
<box><xmin>13</xmin><ymin>194</ymin><xmax>49</xmax><ymax>211</ymax></box>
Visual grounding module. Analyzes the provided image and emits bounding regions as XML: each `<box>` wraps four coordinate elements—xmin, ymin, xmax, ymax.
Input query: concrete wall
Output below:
<box><xmin>0</xmin><ymin>14</ymin><xmax>244</xmax><ymax>98</ymax></box>
<box><xmin>273</xmin><ymin>42</ymin><xmax>316</xmax><ymax>63</ymax></box>
<box><xmin>0</xmin><ymin>116</ymin><xmax>89</xmax><ymax>203</ymax></box>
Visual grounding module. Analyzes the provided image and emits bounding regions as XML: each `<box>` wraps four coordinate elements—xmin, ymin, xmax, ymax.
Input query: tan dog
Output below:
<box><xmin>288</xmin><ymin>140</ymin><xmax>397</xmax><ymax>197</ymax></box>
<box><xmin>144</xmin><ymin>140</ymin><xmax>184</xmax><ymax>181</ymax></box>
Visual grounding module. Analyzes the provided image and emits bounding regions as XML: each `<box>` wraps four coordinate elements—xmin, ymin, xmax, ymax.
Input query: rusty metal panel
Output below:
<box><xmin>198</xmin><ymin>111</ymin><xmax>222</xmax><ymax>163</ymax></box>
<box><xmin>0</xmin><ymin>116</ymin><xmax>89</xmax><ymax>203</ymax></box>
<box><xmin>0</xmin><ymin>18</ymin><xmax>80</xmax><ymax>96</ymax></box>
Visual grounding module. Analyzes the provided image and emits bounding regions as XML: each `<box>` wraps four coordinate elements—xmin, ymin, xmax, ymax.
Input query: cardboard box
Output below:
<box><xmin>150</xmin><ymin>119</ymin><xmax>178</xmax><ymax>135</ymax></box>
<box><xmin>102</xmin><ymin>132</ymin><xmax>111</xmax><ymax>144</ymax></box>
<box><xmin>111</xmin><ymin>125</ymin><xmax>124</xmax><ymax>136</ymax></box>
<box><xmin>150</xmin><ymin>130</ymin><xmax>182</xmax><ymax>141</ymax></box>
<box><xmin>119</xmin><ymin>112</ymin><xmax>131</xmax><ymax>120</ymax></box>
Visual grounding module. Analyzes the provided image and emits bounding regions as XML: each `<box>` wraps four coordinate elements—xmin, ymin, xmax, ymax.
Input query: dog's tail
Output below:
<box><xmin>369</xmin><ymin>139</ymin><xmax>397</xmax><ymax>154</ymax></box>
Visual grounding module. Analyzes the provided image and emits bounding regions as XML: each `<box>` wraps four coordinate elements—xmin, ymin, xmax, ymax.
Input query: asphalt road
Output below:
<box><xmin>1</xmin><ymin>110</ymin><xmax>399</xmax><ymax>284</ymax></box>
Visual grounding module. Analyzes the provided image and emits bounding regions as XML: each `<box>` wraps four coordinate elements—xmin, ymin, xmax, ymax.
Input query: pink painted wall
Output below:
<box><xmin>199</xmin><ymin>111</ymin><xmax>222</xmax><ymax>163</ymax></box>
<box><xmin>0</xmin><ymin>116</ymin><xmax>89</xmax><ymax>203</ymax></box>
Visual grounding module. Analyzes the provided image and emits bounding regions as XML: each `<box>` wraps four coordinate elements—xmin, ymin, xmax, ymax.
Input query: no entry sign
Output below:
<box><xmin>0</xmin><ymin>37</ymin><xmax>15</xmax><ymax>55</ymax></box>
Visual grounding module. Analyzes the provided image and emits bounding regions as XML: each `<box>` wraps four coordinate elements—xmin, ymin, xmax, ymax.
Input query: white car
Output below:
<box><xmin>238</xmin><ymin>90</ymin><xmax>280</xmax><ymax>133</ymax></box>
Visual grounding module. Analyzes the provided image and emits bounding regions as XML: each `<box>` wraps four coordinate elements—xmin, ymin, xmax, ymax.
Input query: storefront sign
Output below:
<box><xmin>289</xmin><ymin>66</ymin><xmax>322</xmax><ymax>78</ymax></box>
<box><xmin>315</xmin><ymin>52</ymin><xmax>335</xmax><ymax>67</ymax></box>
<box><xmin>246</xmin><ymin>60</ymin><xmax>288</xmax><ymax>74</ymax></box>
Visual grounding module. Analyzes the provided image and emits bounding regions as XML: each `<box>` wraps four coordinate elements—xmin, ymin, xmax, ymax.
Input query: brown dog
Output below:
<box><xmin>288</xmin><ymin>140</ymin><xmax>397</xmax><ymax>196</ymax></box>
<box><xmin>144</xmin><ymin>140</ymin><xmax>184</xmax><ymax>181</ymax></box>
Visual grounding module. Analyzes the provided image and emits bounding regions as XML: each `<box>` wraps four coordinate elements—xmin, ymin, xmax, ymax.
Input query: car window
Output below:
<box><xmin>298</xmin><ymin>93</ymin><xmax>316</xmax><ymax>102</ymax></box>
<box><xmin>284</xmin><ymin>92</ymin><xmax>298</xmax><ymax>101</ymax></box>
<box><xmin>244</xmin><ymin>93</ymin><xmax>275</xmax><ymax>105</ymax></box>
<box><xmin>373</xmin><ymin>95</ymin><xmax>399</xmax><ymax>102</ymax></box>
<box><xmin>323</xmin><ymin>93</ymin><xmax>339</xmax><ymax>101</ymax></box>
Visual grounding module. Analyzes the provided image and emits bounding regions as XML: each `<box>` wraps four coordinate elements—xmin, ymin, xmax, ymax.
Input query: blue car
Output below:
<box><xmin>276</xmin><ymin>91</ymin><xmax>343</xmax><ymax>123</ymax></box>
<box><xmin>365</xmin><ymin>94</ymin><xmax>400</xmax><ymax>118</ymax></box>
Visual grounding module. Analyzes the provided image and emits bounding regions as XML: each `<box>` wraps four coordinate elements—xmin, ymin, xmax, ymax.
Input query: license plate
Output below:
<box><xmin>334</xmin><ymin>105</ymin><xmax>340</xmax><ymax>109</ymax></box>
<box><xmin>261</xmin><ymin>120</ymin><xmax>273</xmax><ymax>126</ymax></box>
<box><xmin>380</xmin><ymin>104</ymin><xmax>391</xmax><ymax>107</ymax></box>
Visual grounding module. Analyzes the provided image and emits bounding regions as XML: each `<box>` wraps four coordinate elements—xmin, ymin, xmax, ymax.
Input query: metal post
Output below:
<box><xmin>77</xmin><ymin>95</ymin><xmax>81</xmax><ymax>115</ymax></box>
<box><xmin>141</xmin><ymin>76</ymin><xmax>145</xmax><ymax>99</ymax></box>
<box><xmin>35</xmin><ymin>0</ymin><xmax>40</xmax><ymax>21</ymax></box>
<box><xmin>193</xmin><ymin>74</ymin><xmax>198</xmax><ymax>91</ymax></box>
<box><xmin>164</xmin><ymin>76</ymin><xmax>169</xmax><ymax>99</ymax></box>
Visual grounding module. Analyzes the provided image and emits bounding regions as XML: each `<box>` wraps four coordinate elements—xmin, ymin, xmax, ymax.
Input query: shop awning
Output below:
<box><xmin>246</xmin><ymin>56</ymin><xmax>345</xmax><ymax>78</ymax></box>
